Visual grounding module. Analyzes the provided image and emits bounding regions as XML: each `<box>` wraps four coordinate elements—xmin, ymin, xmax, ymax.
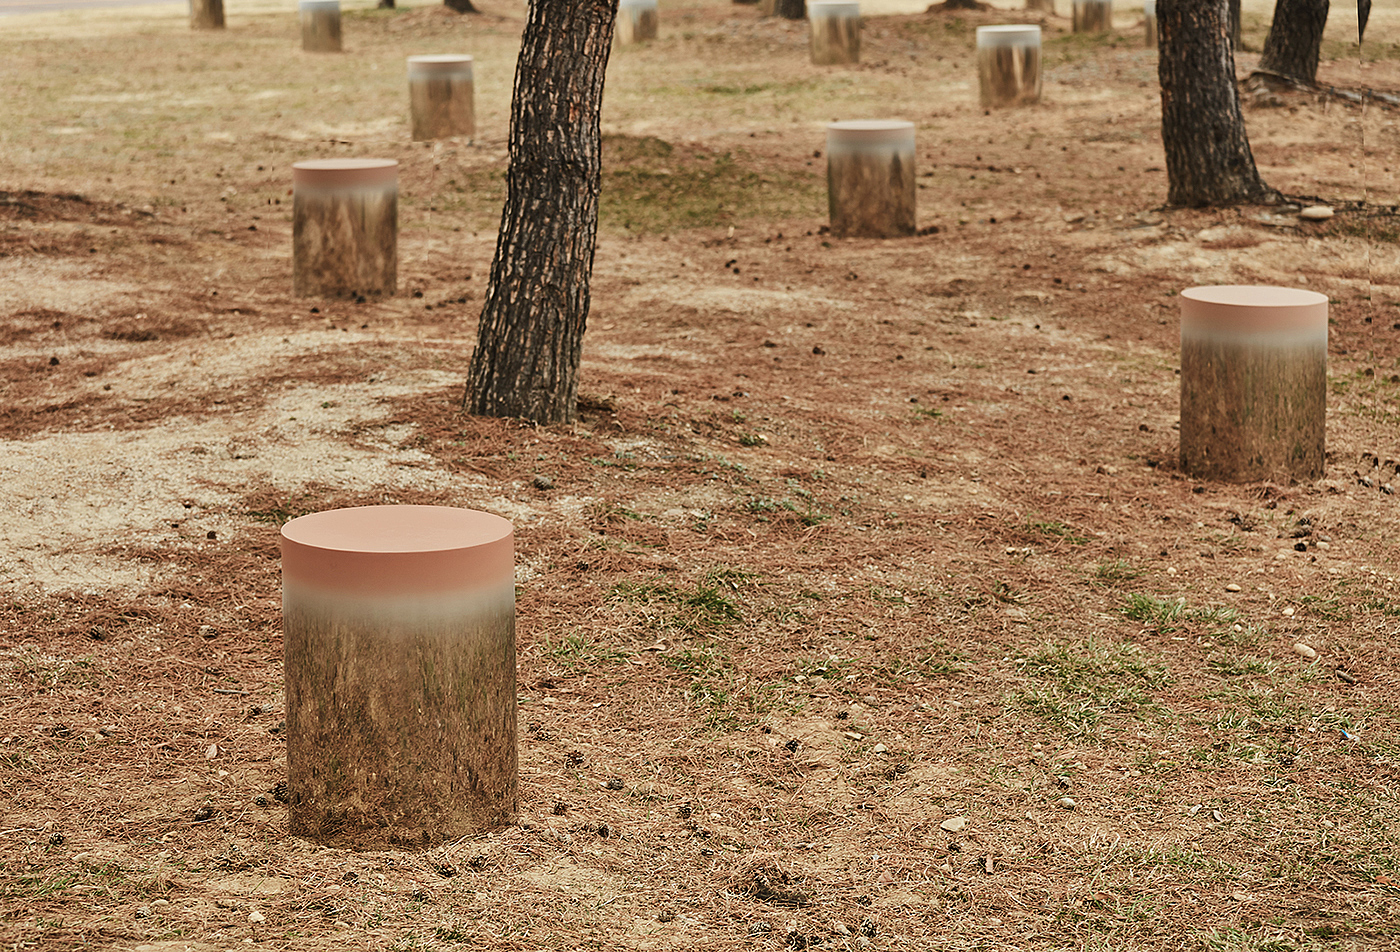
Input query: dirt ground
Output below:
<box><xmin>2</xmin><ymin>0</ymin><xmax>1400</xmax><ymax>950</ymax></box>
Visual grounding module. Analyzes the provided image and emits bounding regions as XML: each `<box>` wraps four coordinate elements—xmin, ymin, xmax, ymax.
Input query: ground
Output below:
<box><xmin>2</xmin><ymin>0</ymin><xmax>1400</xmax><ymax>950</ymax></box>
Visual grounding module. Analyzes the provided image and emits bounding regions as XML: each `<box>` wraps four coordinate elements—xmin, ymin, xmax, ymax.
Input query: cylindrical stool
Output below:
<box><xmin>809</xmin><ymin>1</ymin><xmax>860</xmax><ymax>65</ymax></box>
<box><xmin>616</xmin><ymin>0</ymin><xmax>658</xmax><ymax>44</ymax></box>
<box><xmin>282</xmin><ymin>506</ymin><xmax>517</xmax><ymax>846</ymax></box>
<box><xmin>408</xmin><ymin>55</ymin><xmax>475</xmax><ymax>142</ymax></box>
<box><xmin>826</xmin><ymin>120</ymin><xmax>915</xmax><ymax>239</ymax></box>
<box><xmin>300</xmin><ymin>0</ymin><xmax>342</xmax><ymax>52</ymax></box>
<box><xmin>1179</xmin><ymin>286</ymin><xmax>1328</xmax><ymax>483</ymax></box>
<box><xmin>977</xmin><ymin>25</ymin><xmax>1042</xmax><ymax>108</ymax></box>
<box><xmin>1072</xmin><ymin>0</ymin><xmax>1112</xmax><ymax>32</ymax></box>
<box><xmin>1144</xmin><ymin>0</ymin><xmax>1157</xmax><ymax>48</ymax></box>
<box><xmin>292</xmin><ymin>159</ymin><xmax>397</xmax><ymax>299</ymax></box>
<box><xmin>190</xmin><ymin>0</ymin><xmax>225</xmax><ymax>30</ymax></box>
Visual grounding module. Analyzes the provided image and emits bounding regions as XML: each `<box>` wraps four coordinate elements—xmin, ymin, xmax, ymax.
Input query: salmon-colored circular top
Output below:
<box><xmin>298</xmin><ymin>0</ymin><xmax>339</xmax><ymax>8</ymax></box>
<box><xmin>827</xmin><ymin>120</ymin><xmax>915</xmax><ymax>149</ymax></box>
<box><xmin>976</xmin><ymin>25</ymin><xmax>1041</xmax><ymax>46</ymax></box>
<box><xmin>1181</xmin><ymin>285</ymin><xmax>1328</xmax><ymax>334</ymax></box>
<box><xmin>282</xmin><ymin>505</ymin><xmax>513</xmax><ymax>596</ymax></box>
<box><xmin>407</xmin><ymin>54</ymin><xmax>474</xmax><ymax>73</ymax></box>
<box><xmin>809</xmin><ymin>1</ymin><xmax>860</xmax><ymax>14</ymax></box>
<box><xmin>292</xmin><ymin>158</ymin><xmax>398</xmax><ymax>189</ymax></box>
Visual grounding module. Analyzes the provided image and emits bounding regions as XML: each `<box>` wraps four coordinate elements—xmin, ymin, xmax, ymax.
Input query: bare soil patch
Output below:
<box><xmin>2</xmin><ymin>1</ymin><xmax>1399</xmax><ymax>951</ymax></box>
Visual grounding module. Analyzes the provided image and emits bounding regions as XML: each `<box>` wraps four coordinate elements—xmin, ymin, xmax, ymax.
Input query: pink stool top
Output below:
<box><xmin>1181</xmin><ymin>285</ymin><xmax>1328</xmax><ymax>334</ymax></box>
<box><xmin>292</xmin><ymin>159</ymin><xmax>398</xmax><ymax>189</ymax></box>
<box><xmin>282</xmin><ymin>505</ymin><xmax>512</xmax><ymax>596</ymax></box>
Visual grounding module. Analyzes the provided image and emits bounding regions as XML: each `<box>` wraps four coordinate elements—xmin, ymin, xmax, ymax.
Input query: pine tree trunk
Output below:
<box><xmin>465</xmin><ymin>0</ymin><xmax>616</xmax><ymax>424</ymax></box>
<box><xmin>444</xmin><ymin>0</ymin><xmax>479</xmax><ymax>12</ymax></box>
<box><xmin>774</xmin><ymin>0</ymin><xmax>805</xmax><ymax>18</ymax></box>
<box><xmin>1158</xmin><ymin>0</ymin><xmax>1276</xmax><ymax>206</ymax></box>
<box><xmin>1257</xmin><ymin>0</ymin><xmax>1329</xmax><ymax>83</ymax></box>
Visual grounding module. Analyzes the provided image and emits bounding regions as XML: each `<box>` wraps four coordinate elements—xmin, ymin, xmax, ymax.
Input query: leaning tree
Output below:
<box><xmin>1157</xmin><ymin>0</ymin><xmax>1277</xmax><ymax>206</ymax></box>
<box><xmin>1256</xmin><ymin>0</ymin><xmax>1330</xmax><ymax>83</ymax></box>
<box><xmin>464</xmin><ymin>0</ymin><xmax>617</xmax><ymax>423</ymax></box>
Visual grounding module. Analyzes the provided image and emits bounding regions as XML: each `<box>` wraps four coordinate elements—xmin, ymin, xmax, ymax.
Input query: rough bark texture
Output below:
<box><xmin>293</xmin><ymin>186</ymin><xmax>397</xmax><ymax>298</ymax></box>
<box><xmin>301</xmin><ymin>6</ymin><xmax>342</xmax><ymax>52</ymax></box>
<box><xmin>771</xmin><ymin>0</ymin><xmax>806</xmax><ymax>18</ymax></box>
<box><xmin>444</xmin><ymin>0</ymin><xmax>479</xmax><ymax>11</ymax></box>
<box><xmin>978</xmin><ymin>43</ymin><xmax>1041</xmax><ymax>106</ymax></box>
<box><xmin>1158</xmin><ymin>0</ymin><xmax>1275</xmax><ymax>206</ymax></box>
<box><xmin>827</xmin><ymin>149</ymin><xmax>916</xmax><ymax>238</ymax></box>
<box><xmin>1257</xmin><ymin>0</ymin><xmax>1329</xmax><ymax>83</ymax></box>
<box><xmin>465</xmin><ymin>0</ymin><xmax>616</xmax><ymax>424</ymax></box>
<box><xmin>1180</xmin><ymin>339</ymin><xmax>1326</xmax><ymax>482</ymax></box>
<box><xmin>284</xmin><ymin>599</ymin><xmax>517</xmax><ymax>847</ymax></box>
<box><xmin>810</xmin><ymin>11</ymin><xmax>860</xmax><ymax>65</ymax></box>
<box><xmin>189</xmin><ymin>0</ymin><xmax>224</xmax><ymax>30</ymax></box>
<box><xmin>1229</xmin><ymin>0</ymin><xmax>1242</xmax><ymax>43</ymax></box>
<box><xmin>1073</xmin><ymin>0</ymin><xmax>1113</xmax><ymax>32</ymax></box>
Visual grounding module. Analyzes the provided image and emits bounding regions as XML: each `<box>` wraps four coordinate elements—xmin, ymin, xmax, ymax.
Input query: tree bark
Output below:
<box><xmin>1158</xmin><ymin>0</ymin><xmax>1276</xmax><ymax>206</ymax></box>
<box><xmin>773</xmin><ymin>0</ymin><xmax>805</xmax><ymax>18</ymax></box>
<box><xmin>465</xmin><ymin>0</ymin><xmax>616</xmax><ymax>424</ymax></box>
<box><xmin>444</xmin><ymin>0</ymin><xmax>479</xmax><ymax>12</ymax></box>
<box><xmin>1257</xmin><ymin>0</ymin><xmax>1329</xmax><ymax>83</ymax></box>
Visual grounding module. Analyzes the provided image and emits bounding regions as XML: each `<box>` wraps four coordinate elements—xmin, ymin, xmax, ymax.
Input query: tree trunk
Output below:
<box><xmin>774</xmin><ymin>0</ymin><xmax>805</xmax><ymax>18</ymax></box>
<box><xmin>378</xmin><ymin>0</ymin><xmax>395</xmax><ymax>9</ymax></box>
<box><xmin>1257</xmin><ymin>0</ymin><xmax>1329</xmax><ymax>83</ymax></box>
<box><xmin>444</xmin><ymin>0</ymin><xmax>479</xmax><ymax>12</ymax></box>
<box><xmin>1228</xmin><ymin>0</ymin><xmax>1241</xmax><ymax>45</ymax></box>
<box><xmin>465</xmin><ymin>0</ymin><xmax>616</xmax><ymax>424</ymax></box>
<box><xmin>1158</xmin><ymin>0</ymin><xmax>1276</xmax><ymax>206</ymax></box>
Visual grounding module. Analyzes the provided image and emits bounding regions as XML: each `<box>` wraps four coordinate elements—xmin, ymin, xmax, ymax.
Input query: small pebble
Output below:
<box><xmin>940</xmin><ymin>817</ymin><xmax>967</xmax><ymax>832</ymax></box>
<box><xmin>1316</xmin><ymin>541</ymin><xmax>1330</xmax><ymax>551</ymax></box>
<box><xmin>1225</xmin><ymin>583</ymin><xmax>1241</xmax><ymax>592</ymax></box>
<box><xmin>1299</xmin><ymin>205</ymin><xmax>1334</xmax><ymax>221</ymax></box>
<box><xmin>871</xmin><ymin>743</ymin><xmax>888</xmax><ymax>755</ymax></box>
<box><xmin>248</xmin><ymin>910</ymin><xmax>265</xmax><ymax>924</ymax></box>
<box><xmin>1281</xmin><ymin>607</ymin><xmax>1295</xmax><ymax>617</ymax></box>
<box><xmin>1294</xmin><ymin>642</ymin><xmax>1318</xmax><ymax>659</ymax></box>
<box><xmin>1058</xmin><ymin>797</ymin><xmax>1076</xmax><ymax>810</ymax></box>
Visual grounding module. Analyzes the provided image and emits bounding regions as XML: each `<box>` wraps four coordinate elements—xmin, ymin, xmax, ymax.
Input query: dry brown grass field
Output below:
<box><xmin>1</xmin><ymin>0</ymin><xmax>1399</xmax><ymax>949</ymax></box>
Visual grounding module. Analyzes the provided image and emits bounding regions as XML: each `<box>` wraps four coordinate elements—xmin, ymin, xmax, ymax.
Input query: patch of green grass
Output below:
<box><xmin>742</xmin><ymin>494</ymin><xmax>827</xmax><ymax>527</ymax></box>
<box><xmin>871</xmin><ymin>642</ymin><xmax>966</xmax><ymax>685</ymax></box>
<box><xmin>610</xmin><ymin>578</ymin><xmax>742</xmax><ymax>631</ymax></box>
<box><xmin>659</xmin><ymin>645</ymin><xmax>733</xmax><ymax>707</ymax></box>
<box><xmin>1013</xmin><ymin>638</ymin><xmax>1171</xmax><ymax>736</ymax></box>
<box><xmin>1027</xmin><ymin>519</ymin><xmax>1090</xmax><ymax>545</ymax></box>
<box><xmin>1093</xmin><ymin>559</ymin><xmax>1142</xmax><ymax>583</ymax></box>
<box><xmin>1122</xmin><ymin>594</ymin><xmax>1238</xmax><ymax>633</ymax></box>
<box><xmin>541</xmin><ymin>632</ymin><xmax>628</xmax><ymax>671</ymax></box>
<box><xmin>599</xmin><ymin>135</ymin><xmax>821</xmax><ymax>233</ymax></box>
<box><xmin>1299</xmin><ymin>594</ymin><xmax>1351</xmax><ymax>622</ymax></box>
<box><xmin>1207</xmin><ymin>655</ymin><xmax>1275</xmax><ymax>678</ymax></box>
